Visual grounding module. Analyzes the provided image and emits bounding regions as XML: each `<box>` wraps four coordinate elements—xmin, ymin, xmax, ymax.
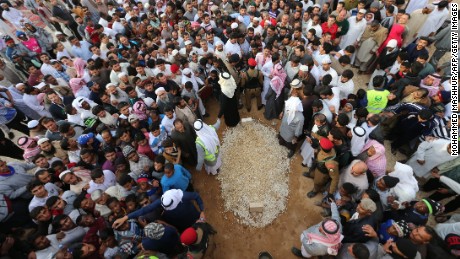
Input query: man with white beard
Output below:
<box><xmin>339</xmin><ymin>9</ymin><xmax>367</xmax><ymax>50</ymax></box>
<box><xmin>214</xmin><ymin>41</ymin><xmax>226</xmax><ymax>61</ymax></box>
<box><xmin>106</xmin><ymin>83</ymin><xmax>129</xmax><ymax>106</ymax></box>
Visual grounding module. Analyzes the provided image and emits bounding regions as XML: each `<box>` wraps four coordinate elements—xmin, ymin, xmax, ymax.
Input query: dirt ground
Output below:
<box><xmin>193</xmin><ymin>40</ymin><xmax>452</xmax><ymax>258</ymax></box>
<box><xmin>193</xmin><ymin>101</ymin><xmax>325</xmax><ymax>259</ymax></box>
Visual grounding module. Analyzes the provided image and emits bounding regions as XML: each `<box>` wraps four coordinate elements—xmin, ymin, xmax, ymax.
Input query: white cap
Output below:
<box><xmin>358</xmin><ymin>8</ymin><xmax>367</xmax><ymax>14</ymax></box>
<box><xmin>184</xmin><ymin>40</ymin><xmax>192</xmax><ymax>45</ymax></box>
<box><xmin>106</xmin><ymin>83</ymin><xmax>117</xmax><ymax>89</ymax></box>
<box><xmin>215</xmin><ymin>41</ymin><xmax>224</xmax><ymax>46</ymax></box>
<box><xmin>27</xmin><ymin>120</ymin><xmax>39</xmax><ymax>129</ymax></box>
<box><xmin>154</xmin><ymin>87</ymin><xmax>166</xmax><ymax>95</ymax></box>
<box><xmin>290</xmin><ymin>79</ymin><xmax>302</xmax><ymax>89</ymax></box>
<box><xmin>299</xmin><ymin>65</ymin><xmax>308</xmax><ymax>72</ymax></box>
<box><xmin>143</xmin><ymin>97</ymin><xmax>155</xmax><ymax>107</ymax></box>
<box><xmin>128</xmin><ymin>114</ymin><xmax>139</xmax><ymax>123</ymax></box>
<box><xmin>237</xmin><ymin>16</ymin><xmax>244</xmax><ymax>23</ymax></box>
<box><xmin>425</xmin><ymin>4</ymin><xmax>435</xmax><ymax>10</ymax></box>
<box><xmin>322</xmin><ymin>56</ymin><xmax>332</xmax><ymax>64</ymax></box>
<box><xmin>117</xmin><ymin>72</ymin><xmax>127</xmax><ymax>79</ymax></box>
<box><xmin>37</xmin><ymin>137</ymin><xmax>49</xmax><ymax>145</ymax></box>
<box><xmin>15</xmin><ymin>83</ymin><xmax>25</xmax><ymax>88</ymax></box>
<box><xmin>193</xmin><ymin>120</ymin><xmax>204</xmax><ymax>131</ymax></box>
<box><xmin>183</xmin><ymin>68</ymin><xmax>192</xmax><ymax>75</ymax></box>
<box><xmin>231</xmin><ymin>22</ymin><xmax>238</xmax><ymax>29</ymax></box>
<box><xmin>59</xmin><ymin>170</ymin><xmax>72</xmax><ymax>180</ymax></box>
<box><xmin>387</xmin><ymin>39</ymin><xmax>398</xmax><ymax>48</ymax></box>
<box><xmin>253</xmin><ymin>17</ymin><xmax>260</xmax><ymax>22</ymax></box>
<box><xmin>171</xmin><ymin>49</ymin><xmax>179</xmax><ymax>56</ymax></box>
<box><xmin>34</xmin><ymin>82</ymin><xmax>47</xmax><ymax>89</ymax></box>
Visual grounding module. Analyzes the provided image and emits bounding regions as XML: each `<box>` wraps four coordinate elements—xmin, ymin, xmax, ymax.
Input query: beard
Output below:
<box><xmin>159</xmin><ymin>95</ymin><xmax>169</xmax><ymax>103</ymax></box>
<box><xmin>43</xmin><ymin>145</ymin><xmax>57</xmax><ymax>156</ymax></box>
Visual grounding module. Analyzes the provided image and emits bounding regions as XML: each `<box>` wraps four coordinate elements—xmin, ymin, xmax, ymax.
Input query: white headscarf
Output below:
<box><xmin>161</xmin><ymin>189</ymin><xmax>184</xmax><ymax>211</ymax></box>
<box><xmin>389</xmin><ymin>162</ymin><xmax>419</xmax><ymax>204</ymax></box>
<box><xmin>72</xmin><ymin>96</ymin><xmax>97</xmax><ymax>114</ymax></box>
<box><xmin>218</xmin><ymin>72</ymin><xmax>237</xmax><ymax>98</ymax></box>
<box><xmin>284</xmin><ymin>96</ymin><xmax>303</xmax><ymax>125</ymax></box>
<box><xmin>194</xmin><ymin>120</ymin><xmax>220</xmax><ymax>155</ymax></box>
<box><xmin>155</xmin><ymin>87</ymin><xmax>166</xmax><ymax>103</ymax></box>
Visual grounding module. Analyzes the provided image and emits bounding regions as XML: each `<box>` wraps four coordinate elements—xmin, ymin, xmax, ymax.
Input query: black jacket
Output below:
<box><xmin>49</xmin><ymin>96</ymin><xmax>74</xmax><ymax>121</ymax></box>
<box><xmin>342</xmin><ymin>215</ymin><xmax>377</xmax><ymax>243</ymax></box>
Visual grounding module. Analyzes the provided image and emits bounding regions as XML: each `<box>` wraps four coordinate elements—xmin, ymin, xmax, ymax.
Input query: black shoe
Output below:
<box><xmin>258</xmin><ymin>251</ymin><xmax>273</xmax><ymax>259</ymax></box>
<box><xmin>307</xmin><ymin>191</ymin><xmax>318</xmax><ymax>198</ymax></box>
<box><xmin>8</xmin><ymin>132</ymin><xmax>14</xmax><ymax>139</ymax></box>
<box><xmin>321</xmin><ymin>208</ymin><xmax>331</xmax><ymax>217</ymax></box>
<box><xmin>303</xmin><ymin>172</ymin><xmax>313</xmax><ymax>179</ymax></box>
<box><xmin>288</xmin><ymin>150</ymin><xmax>295</xmax><ymax>158</ymax></box>
<box><xmin>257</xmin><ymin>105</ymin><xmax>264</xmax><ymax>110</ymax></box>
<box><xmin>391</xmin><ymin>146</ymin><xmax>397</xmax><ymax>155</ymax></box>
<box><xmin>203</xmin><ymin>113</ymin><xmax>210</xmax><ymax>117</ymax></box>
<box><xmin>301</xmin><ymin>163</ymin><xmax>307</xmax><ymax>167</ymax></box>
<box><xmin>291</xmin><ymin>247</ymin><xmax>307</xmax><ymax>258</ymax></box>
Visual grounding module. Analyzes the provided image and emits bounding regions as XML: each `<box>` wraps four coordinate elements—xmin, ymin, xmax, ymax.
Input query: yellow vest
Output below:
<box><xmin>366</xmin><ymin>89</ymin><xmax>390</xmax><ymax>113</ymax></box>
<box><xmin>196</xmin><ymin>138</ymin><xmax>219</xmax><ymax>162</ymax></box>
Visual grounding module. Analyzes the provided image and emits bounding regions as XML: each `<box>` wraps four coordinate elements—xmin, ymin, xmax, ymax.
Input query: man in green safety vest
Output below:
<box><xmin>364</xmin><ymin>75</ymin><xmax>395</xmax><ymax>114</ymax></box>
<box><xmin>193</xmin><ymin>119</ymin><xmax>222</xmax><ymax>175</ymax></box>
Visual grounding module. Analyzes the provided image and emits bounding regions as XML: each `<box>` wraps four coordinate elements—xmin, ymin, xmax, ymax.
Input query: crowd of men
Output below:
<box><xmin>0</xmin><ymin>0</ymin><xmax>457</xmax><ymax>258</ymax></box>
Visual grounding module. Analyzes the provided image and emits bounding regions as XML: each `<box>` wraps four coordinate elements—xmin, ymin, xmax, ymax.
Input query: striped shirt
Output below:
<box><xmin>420</xmin><ymin>116</ymin><xmax>450</xmax><ymax>141</ymax></box>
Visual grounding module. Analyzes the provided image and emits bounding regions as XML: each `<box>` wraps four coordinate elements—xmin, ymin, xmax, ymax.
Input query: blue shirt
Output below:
<box><xmin>71</xmin><ymin>41</ymin><xmax>93</xmax><ymax>60</ymax></box>
<box><xmin>160</xmin><ymin>164</ymin><xmax>192</xmax><ymax>192</ymax></box>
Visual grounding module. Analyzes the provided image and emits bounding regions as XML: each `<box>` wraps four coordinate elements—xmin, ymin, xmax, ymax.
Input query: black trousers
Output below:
<box><xmin>278</xmin><ymin>134</ymin><xmax>297</xmax><ymax>152</ymax></box>
<box><xmin>429</xmin><ymin>191</ymin><xmax>460</xmax><ymax>214</ymax></box>
<box><xmin>0</xmin><ymin>138</ymin><xmax>23</xmax><ymax>160</ymax></box>
<box><xmin>6</xmin><ymin>109</ymin><xmax>29</xmax><ymax>135</ymax></box>
<box><xmin>67</xmin><ymin>22</ymin><xmax>83</xmax><ymax>40</ymax></box>
<box><xmin>0</xmin><ymin>198</ymin><xmax>34</xmax><ymax>234</ymax></box>
<box><xmin>426</xmin><ymin>178</ymin><xmax>460</xmax><ymax>213</ymax></box>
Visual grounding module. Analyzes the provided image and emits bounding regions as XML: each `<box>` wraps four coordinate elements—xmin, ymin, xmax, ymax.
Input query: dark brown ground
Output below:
<box><xmin>192</xmin><ymin>98</ymin><xmax>324</xmax><ymax>259</ymax></box>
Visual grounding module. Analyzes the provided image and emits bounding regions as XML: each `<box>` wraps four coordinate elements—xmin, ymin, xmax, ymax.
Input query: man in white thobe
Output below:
<box><xmin>318</xmin><ymin>56</ymin><xmax>338</xmax><ymax>87</ymax></box>
<box><xmin>181</xmin><ymin>68</ymin><xmax>204</xmax><ymax>93</ymax></box>
<box><xmin>0</xmin><ymin>4</ymin><xmax>28</xmax><ymax>29</ymax></box>
<box><xmin>416</xmin><ymin>1</ymin><xmax>449</xmax><ymax>38</ymax></box>
<box><xmin>260</xmin><ymin>58</ymin><xmax>273</xmax><ymax>105</ymax></box>
<box><xmin>306</xmin><ymin>15</ymin><xmax>323</xmax><ymax>38</ymax></box>
<box><xmin>407</xmin><ymin>138</ymin><xmax>456</xmax><ymax>178</ymax></box>
<box><xmin>223</xmin><ymin>34</ymin><xmax>242</xmax><ymax>58</ymax></box>
<box><xmin>405</xmin><ymin>0</ymin><xmax>429</xmax><ymax>14</ymax></box>
<box><xmin>403</xmin><ymin>5</ymin><xmax>435</xmax><ymax>47</ymax></box>
<box><xmin>339</xmin><ymin>9</ymin><xmax>367</xmax><ymax>50</ymax></box>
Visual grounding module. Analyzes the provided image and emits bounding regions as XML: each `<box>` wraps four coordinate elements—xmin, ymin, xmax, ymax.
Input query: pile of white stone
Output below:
<box><xmin>217</xmin><ymin>119</ymin><xmax>290</xmax><ymax>228</ymax></box>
